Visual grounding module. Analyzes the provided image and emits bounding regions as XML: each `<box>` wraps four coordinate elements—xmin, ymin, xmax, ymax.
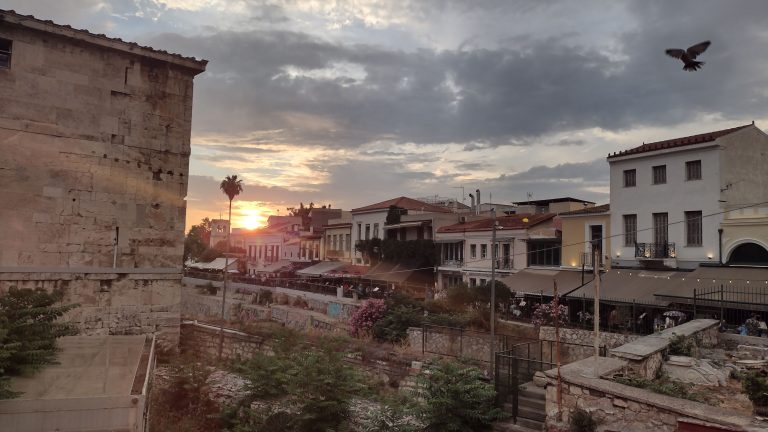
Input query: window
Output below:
<box><xmin>686</xmin><ymin>160</ymin><xmax>702</xmax><ymax>181</ymax></box>
<box><xmin>480</xmin><ymin>278</ymin><xmax>487</xmax><ymax>286</ymax></box>
<box><xmin>528</xmin><ymin>240</ymin><xmax>561</xmax><ymax>267</ymax></box>
<box><xmin>357</xmin><ymin>223</ymin><xmax>362</xmax><ymax>240</ymax></box>
<box><xmin>469</xmin><ymin>278</ymin><xmax>477</xmax><ymax>288</ymax></box>
<box><xmin>481</xmin><ymin>244</ymin><xmax>487</xmax><ymax>259</ymax></box>
<box><xmin>623</xmin><ymin>214</ymin><xmax>637</xmax><ymax>246</ymax></box>
<box><xmin>623</xmin><ymin>169</ymin><xmax>636</xmax><ymax>187</ymax></box>
<box><xmin>652</xmin><ymin>165</ymin><xmax>666</xmax><ymax>184</ymax></box>
<box><xmin>365</xmin><ymin>224</ymin><xmax>370</xmax><ymax>240</ymax></box>
<box><xmin>685</xmin><ymin>211</ymin><xmax>702</xmax><ymax>246</ymax></box>
<box><xmin>345</xmin><ymin>234</ymin><xmax>351</xmax><ymax>251</ymax></box>
<box><xmin>470</xmin><ymin>244</ymin><xmax>477</xmax><ymax>259</ymax></box>
<box><xmin>653</xmin><ymin>213</ymin><xmax>669</xmax><ymax>245</ymax></box>
<box><xmin>373</xmin><ymin>223</ymin><xmax>379</xmax><ymax>239</ymax></box>
<box><xmin>0</xmin><ymin>38</ymin><xmax>11</xmax><ymax>69</ymax></box>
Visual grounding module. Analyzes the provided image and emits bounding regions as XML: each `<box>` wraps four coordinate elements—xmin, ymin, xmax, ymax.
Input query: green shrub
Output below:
<box><xmin>742</xmin><ymin>372</ymin><xmax>768</xmax><ymax>407</ymax></box>
<box><xmin>615</xmin><ymin>376</ymin><xmax>703</xmax><ymax>402</ymax></box>
<box><xmin>668</xmin><ymin>333</ymin><xmax>697</xmax><ymax>357</ymax></box>
<box><xmin>373</xmin><ymin>305</ymin><xmax>422</xmax><ymax>343</ymax></box>
<box><xmin>414</xmin><ymin>359</ymin><xmax>505</xmax><ymax>431</ymax></box>
<box><xmin>570</xmin><ymin>408</ymin><xmax>597</xmax><ymax>432</ymax></box>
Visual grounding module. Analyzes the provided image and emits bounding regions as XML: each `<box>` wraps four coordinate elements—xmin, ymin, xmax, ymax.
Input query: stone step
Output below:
<box><xmin>513</xmin><ymin>416</ymin><xmax>544</xmax><ymax>431</ymax></box>
<box><xmin>493</xmin><ymin>419</ymin><xmax>543</xmax><ymax>432</ymax></box>
<box><xmin>515</xmin><ymin>405</ymin><xmax>546</xmax><ymax>423</ymax></box>
<box><xmin>518</xmin><ymin>383</ymin><xmax>546</xmax><ymax>400</ymax></box>
<box><xmin>517</xmin><ymin>395</ymin><xmax>546</xmax><ymax>411</ymax></box>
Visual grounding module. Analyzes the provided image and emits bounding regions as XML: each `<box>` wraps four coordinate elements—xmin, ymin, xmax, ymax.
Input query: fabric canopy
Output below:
<box><xmin>187</xmin><ymin>258</ymin><xmax>238</xmax><ymax>271</ymax></box>
<box><xmin>296</xmin><ymin>261</ymin><xmax>346</xmax><ymax>277</ymax></box>
<box><xmin>499</xmin><ymin>268</ymin><xmax>587</xmax><ymax>296</ymax></box>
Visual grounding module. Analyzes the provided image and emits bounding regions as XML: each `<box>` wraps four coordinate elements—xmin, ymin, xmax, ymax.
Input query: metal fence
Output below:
<box><xmin>501</xmin><ymin>283</ymin><xmax>768</xmax><ymax>336</ymax></box>
<box><xmin>495</xmin><ymin>340</ymin><xmax>606</xmax><ymax>422</ymax></box>
<box><xmin>421</xmin><ymin>324</ymin><xmax>533</xmax><ymax>363</ymax></box>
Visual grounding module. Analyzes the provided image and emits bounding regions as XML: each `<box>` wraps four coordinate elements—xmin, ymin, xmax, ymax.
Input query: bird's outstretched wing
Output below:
<box><xmin>665</xmin><ymin>48</ymin><xmax>685</xmax><ymax>59</ymax></box>
<box><xmin>686</xmin><ymin>41</ymin><xmax>711</xmax><ymax>58</ymax></box>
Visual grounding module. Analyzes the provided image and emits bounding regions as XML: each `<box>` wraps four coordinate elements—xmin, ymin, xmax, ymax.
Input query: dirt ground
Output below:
<box><xmin>695</xmin><ymin>377</ymin><xmax>753</xmax><ymax>416</ymax></box>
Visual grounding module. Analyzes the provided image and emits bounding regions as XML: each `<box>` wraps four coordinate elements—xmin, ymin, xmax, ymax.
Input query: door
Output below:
<box><xmin>502</xmin><ymin>243</ymin><xmax>511</xmax><ymax>269</ymax></box>
<box><xmin>653</xmin><ymin>213</ymin><xmax>669</xmax><ymax>258</ymax></box>
<box><xmin>590</xmin><ymin>225</ymin><xmax>603</xmax><ymax>266</ymax></box>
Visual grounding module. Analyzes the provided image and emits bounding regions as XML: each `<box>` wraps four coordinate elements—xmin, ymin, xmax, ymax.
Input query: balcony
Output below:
<box><xmin>635</xmin><ymin>242</ymin><xmax>676</xmax><ymax>259</ymax></box>
<box><xmin>494</xmin><ymin>259</ymin><xmax>513</xmax><ymax>270</ymax></box>
<box><xmin>441</xmin><ymin>259</ymin><xmax>464</xmax><ymax>268</ymax></box>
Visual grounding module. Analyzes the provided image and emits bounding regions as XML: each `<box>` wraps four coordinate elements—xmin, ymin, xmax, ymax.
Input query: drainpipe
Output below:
<box><xmin>112</xmin><ymin>226</ymin><xmax>120</xmax><ymax>268</ymax></box>
<box><xmin>718</xmin><ymin>228</ymin><xmax>724</xmax><ymax>265</ymax></box>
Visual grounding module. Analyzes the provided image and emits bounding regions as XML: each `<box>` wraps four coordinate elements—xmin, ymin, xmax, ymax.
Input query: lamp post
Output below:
<box><xmin>489</xmin><ymin>207</ymin><xmax>497</xmax><ymax>377</ymax></box>
<box><xmin>582</xmin><ymin>241</ymin><xmax>601</xmax><ymax>378</ymax></box>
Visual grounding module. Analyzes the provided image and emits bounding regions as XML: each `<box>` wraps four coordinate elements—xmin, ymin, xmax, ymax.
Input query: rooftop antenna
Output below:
<box><xmin>527</xmin><ymin>192</ymin><xmax>533</xmax><ymax>201</ymax></box>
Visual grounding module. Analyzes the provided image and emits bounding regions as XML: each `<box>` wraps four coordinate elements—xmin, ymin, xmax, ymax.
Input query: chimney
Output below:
<box><xmin>469</xmin><ymin>193</ymin><xmax>475</xmax><ymax>214</ymax></box>
<box><xmin>475</xmin><ymin>189</ymin><xmax>481</xmax><ymax>215</ymax></box>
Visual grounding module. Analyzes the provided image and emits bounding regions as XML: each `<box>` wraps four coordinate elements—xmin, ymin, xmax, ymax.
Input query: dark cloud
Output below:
<box><xmin>145</xmin><ymin>1</ymin><xmax>768</xmax><ymax>152</ymax></box>
<box><xmin>554</xmin><ymin>139</ymin><xmax>585</xmax><ymax>146</ymax></box>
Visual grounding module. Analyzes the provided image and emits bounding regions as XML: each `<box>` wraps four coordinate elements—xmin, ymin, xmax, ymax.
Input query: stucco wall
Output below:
<box><xmin>560</xmin><ymin>213</ymin><xmax>611</xmax><ymax>270</ymax></box>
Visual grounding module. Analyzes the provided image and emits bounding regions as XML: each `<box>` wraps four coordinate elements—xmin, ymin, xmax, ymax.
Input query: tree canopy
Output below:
<box><xmin>0</xmin><ymin>288</ymin><xmax>78</xmax><ymax>399</ymax></box>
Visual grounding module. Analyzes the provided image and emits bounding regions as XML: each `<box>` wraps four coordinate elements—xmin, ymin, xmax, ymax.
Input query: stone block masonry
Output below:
<box><xmin>0</xmin><ymin>9</ymin><xmax>206</xmax><ymax>346</ymax></box>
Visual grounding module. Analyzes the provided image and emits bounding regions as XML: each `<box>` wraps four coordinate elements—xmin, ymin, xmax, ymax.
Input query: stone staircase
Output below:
<box><xmin>493</xmin><ymin>382</ymin><xmax>546</xmax><ymax>432</ymax></box>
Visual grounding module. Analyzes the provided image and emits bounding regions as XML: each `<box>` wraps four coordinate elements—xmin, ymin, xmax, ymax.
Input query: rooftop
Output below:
<box><xmin>437</xmin><ymin>213</ymin><xmax>554</xmax><ymax>233</ymax></box>
<box><xmin>351</xmin><ymin>196</ymin><xmax>453</xmax><ymax>214</ymax></box>
<box><xmin>607</xmin><ymin>123</ymin><xmax>754</xmax><ymax>159</ymax></box>
<box><xmin>9</xmin><ymin>335</ymin><xmax>148</xmax><ymax>399</ymax></box>
<box><xmin>559</xmin><ymin>203</ymin><xmax>610</xmax><ymax>216</ymax></box>
<box><xmin>0</xmin><ymin>9</ymin><xmax>207</xmax><ymax>72</ymax></box>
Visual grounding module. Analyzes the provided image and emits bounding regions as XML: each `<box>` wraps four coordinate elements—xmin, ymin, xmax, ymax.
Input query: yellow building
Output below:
<box><xmin>559</xmin><ymin>204</ymin><xmax>610</xmax><ymax>270</ymax></box>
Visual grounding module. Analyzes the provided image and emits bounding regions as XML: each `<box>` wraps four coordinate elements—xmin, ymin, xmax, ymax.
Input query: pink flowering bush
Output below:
<box><xmin>349</xmin><ymin>299</ymin><xmax>388</xmax><ymax>337</ymax></box>
<box><xmin>531</xmin><ymin>296</ymin><xmax>569</xmax><ymax>328</ymax></box>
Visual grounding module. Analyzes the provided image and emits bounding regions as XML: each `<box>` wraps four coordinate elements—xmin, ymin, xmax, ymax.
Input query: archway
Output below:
<box><xmin>726</xmin><ymin>242</ymin><xmax>768</xmax><ymax>265</ymax></box>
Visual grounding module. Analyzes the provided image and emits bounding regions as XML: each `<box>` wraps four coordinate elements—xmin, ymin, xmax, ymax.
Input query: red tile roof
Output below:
<box><xmin>351</xmin><ymin>196</ymin><xmax>452</xmax><ymax>214</ymax></box>
<box><xmin>1</xmin><ymin>9</ymin><xmax>207</xmax><ymax>70</ymax></box>
<box><xmin>607</xmin><ymin>124</ymin><xmax>753</xmax><ymax>159</ymax></box>
<box><xmin>559</xmin><ymin>204</ymin><xmax>610</xmax><ymax>216</ymax></box>
<box><xmin>437</xmin><ymin>213</ymin><xmax>554</xmax><ymax>233</ymax></box>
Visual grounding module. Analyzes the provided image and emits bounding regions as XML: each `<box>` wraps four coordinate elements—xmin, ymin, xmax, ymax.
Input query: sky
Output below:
<box><xmin>6</xmin><ymin>0</ymin><xmax>768</xmax><ymax>231</ymax></box>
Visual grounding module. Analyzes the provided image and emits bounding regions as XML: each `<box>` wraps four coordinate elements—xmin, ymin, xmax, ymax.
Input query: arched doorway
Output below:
<box><xmin>727</xmin><ymin>242</ymin><xmax>768</xmax><ymax>265</ymax></box>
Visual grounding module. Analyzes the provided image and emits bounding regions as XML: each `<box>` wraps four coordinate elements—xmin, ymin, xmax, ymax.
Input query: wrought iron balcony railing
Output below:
<box><xmin>441</xmin><ymin>259</ymin><xmax>464</xmax><ymax>268</ymax></box>
<box><xmin>635</xmin><ymin>242</ymin><xmax>676</xmax><ymax>259</ymax></box>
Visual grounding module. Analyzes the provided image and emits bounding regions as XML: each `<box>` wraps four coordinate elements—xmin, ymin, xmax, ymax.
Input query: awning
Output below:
<box><xmin>383</xmin><ymin>221</ymin><xmax>427</xmax><ymax>230</ymax></box>
<box><xmin>324</xmin><ymin>264</ymin><xmax>369</xmax><ymax>278</ymax></box>
<box><xmin>252</xmin><ymin>259</ymin><xmax>292</xmax><ymax>273</ymax></box>
<box><xmin>296</xmin><ymin>261</ymin><xmax>346</xmax><ymax>277</ymax></box>
<box><xmin>654</xmin><ymin>266</ymin><xmax>768</xmax><ymax>308</ymax></box>
<box><xmin>499</xmin><ymin>269</ymin><xmax>587</xmax><ymax>296</ymax></box>
<box><xmin>566</xmin><ymin>269</ymin><xmax>679</xmax><ymax>305</ymax></box>
<box><xmin>187</xmin><ymin>257</ymin><xmax>238</xmax><ymax>271</ymax></box>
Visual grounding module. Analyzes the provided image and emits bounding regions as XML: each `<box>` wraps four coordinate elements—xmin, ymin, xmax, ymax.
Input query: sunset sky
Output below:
<box><xmin>7</xmin><ymin>1</ymin><xmax>768</xmax><ymax>231</ymax></box>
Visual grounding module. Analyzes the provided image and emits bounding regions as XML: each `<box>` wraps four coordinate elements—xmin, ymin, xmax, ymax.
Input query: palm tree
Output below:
<box><xmin>218</xmin><ymin>175</ymin><xmax>243</xmax><ymax>359</ymax></box>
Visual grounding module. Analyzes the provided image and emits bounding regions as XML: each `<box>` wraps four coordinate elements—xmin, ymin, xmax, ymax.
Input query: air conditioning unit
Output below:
<box><xmin>459</xmin><ymin>216</ymin><xmax>467</xmax><ymax>223</ymax></box>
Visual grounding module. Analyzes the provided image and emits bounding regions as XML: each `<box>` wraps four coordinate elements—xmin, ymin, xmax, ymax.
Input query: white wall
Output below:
<box><xmin>350</xmin><ymin>211</ymin><xmax>388</xmax><ymax>264</ymax></box>
<box><xmin>609</xmin><ymin>144</ymin><xmax>722</xmax><ymax>268</ymax></box>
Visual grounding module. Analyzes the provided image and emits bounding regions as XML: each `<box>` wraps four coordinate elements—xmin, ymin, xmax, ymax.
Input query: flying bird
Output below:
<box><xmin>665</xmin><ymin>41</ymin><xmax>711</xmax><ymax>71</ymax></box>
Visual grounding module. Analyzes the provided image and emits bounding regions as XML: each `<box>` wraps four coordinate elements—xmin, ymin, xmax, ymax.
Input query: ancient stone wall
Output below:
<box><xmin>0</xmin><ymin>270</ymin><xmax>181</xmax><ymax>345</ymax></box>
<box><xmin>539</xmin><ymin>326</ymin><xmax>639</xmax><ymax>350</ymax></box>
<box><xmin>0</xmin><ymin>21</ymin><xmax>202</xmax><ymax>268</ymax></box>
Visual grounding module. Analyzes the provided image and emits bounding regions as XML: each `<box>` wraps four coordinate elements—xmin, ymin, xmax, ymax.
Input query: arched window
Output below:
<box><xmin>727</xmin><ymin>242</ymin><xmax>768</xmax><ymax>265</ymax></box>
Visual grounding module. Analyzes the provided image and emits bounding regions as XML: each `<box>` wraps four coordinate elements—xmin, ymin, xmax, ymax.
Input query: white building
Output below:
<box><xmin>434</xmin><ymin>213</ymin><xmax>559</xmax><ymax>290</ymax></box>
<box><xmin>608</xmin><ymin>123</ymin><xmax>768</xmax><ymax>269</ymax></box>
<box><xmin>350</xmin><ymin>196</ymin><xmax>453</xmax><ymax>265</ymax></box>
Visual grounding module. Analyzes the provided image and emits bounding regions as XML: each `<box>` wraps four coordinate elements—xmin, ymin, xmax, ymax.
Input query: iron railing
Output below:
<box><xmin>495</xmin><ymin>340</ymin><xmax>606</xmax><ymax>423</ymax></box>
<box><xmin>635</xmin><ymin>242</ymin><xmax>675</xmax><ymax>259</ymax></box>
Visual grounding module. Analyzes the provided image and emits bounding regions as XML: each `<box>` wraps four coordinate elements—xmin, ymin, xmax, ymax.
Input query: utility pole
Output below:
<box><xmin>217</xmin><ymin>220</ymin><xmax>231</xmax><ymax>360</ymax></box>
<box><xmin>489</xmin><ymin>207</ymin><xmax>497</xmax><ymax>377</ymax></box>
<box><xmin>584</xmin><ymin>241</ymin><xmax>601</xmax><ymax>378</ymax></box>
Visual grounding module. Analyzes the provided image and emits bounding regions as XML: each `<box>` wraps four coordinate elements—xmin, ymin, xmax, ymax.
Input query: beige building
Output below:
<box><xmin>0</xmin><ymin>10</ymin><xmax>206</xmax><ymax>344</ymax></box>
<box><xmin>559</xmin><ymin>204</ymin><xmax>610</xmax><ymax>270</ymax></box>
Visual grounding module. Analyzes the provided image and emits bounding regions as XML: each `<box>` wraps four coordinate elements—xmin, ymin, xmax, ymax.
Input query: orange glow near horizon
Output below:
<box><xmin>233</xmin><ymin>202</ymin><xmax>272</xmax><ymax>231</ymax></box>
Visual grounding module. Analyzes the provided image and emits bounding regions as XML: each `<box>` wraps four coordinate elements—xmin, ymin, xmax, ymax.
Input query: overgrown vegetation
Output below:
<box><xmin>0</xmin><ymin>288</ymin><xmax>79</xmax><ymax>399</ymax></box>
<box><xmin>355</xmin><ymin>238</ymin><xmax>439</xmax><ymax>267</ymax></box>
<box><xmin>569</xmin><ymin>408</ymin><xmax>597</xmax><ymax>432</ymax></box>
<box><xmin>614</xmin><ymin>375</ymin><xmax>704</xmax><ymax>402</ymax></box>
<box><xmin>413</xmin><ymin>359</ymin><xmax>505</xmax><ymax>431</ymax></box>
<box><xmin>373</xmin><ymin>294</ymin><xmax>424</xmax><ymax>343</ymax></box>
<box><xmin>741</xmin><ymin>372</ymin><xmax>768</xmax><ymax>408</ymax></box>
<box><xmin>667</xmin><ymin>333</ymin><xmax>698</xmax><ymax>357</ymax></box>
<box><xmin>149</xmin><ymin>359</ymin><xmax>223</xmax><ymax>432</ymax></box>
<box><xmin>226</xmin><ymin>331</ymin><xmax>370</xmax><ymax>432</ymax></box>
<box><xmin>350</xmin><ymin>299</ymin><xmax>388</xmax><ymax>337</ymax></box>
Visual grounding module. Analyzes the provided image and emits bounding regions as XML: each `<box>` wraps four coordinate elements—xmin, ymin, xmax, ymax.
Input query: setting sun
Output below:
<box><xmin>235</xmin><ymin>203</ymin><xmax>271</xmax><ymax>230</ymax></box>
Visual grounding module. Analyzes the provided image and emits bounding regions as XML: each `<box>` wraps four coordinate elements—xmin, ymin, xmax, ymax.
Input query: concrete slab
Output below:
<box><xmin>9</xmin><ymin>335</ymin><xmax>146</xmax><ymax>399</ymax></box>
